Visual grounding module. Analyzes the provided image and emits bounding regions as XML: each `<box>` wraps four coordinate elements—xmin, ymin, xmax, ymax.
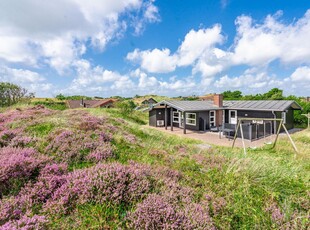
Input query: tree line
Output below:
<box><xmin>0</xmin><ymin>82</ymin><xmax>34</xmax><ymax>107</ymax></box>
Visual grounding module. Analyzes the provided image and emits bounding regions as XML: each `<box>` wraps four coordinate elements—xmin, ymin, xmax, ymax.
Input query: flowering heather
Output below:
<box><xmin>46</xmin><ymin>130</ymin><xmax>114</xmax><ymax>163</ymax></box>
<box><xmin>127</xmin><ymin>194</ymin><xmax>215</xmax><ymax>230</ymax></box>
<box><xmin>0</xmin><ymin>164</ymin><xmax>68</xmax><ymax>224</ymax></box>
<box><xmin>0</xmin><ymin>147</ymin><xmax>50</xmax><ymax>196</ymax></box>
<box><xmin>77</xmin><ymin>115</ymin><xmax>104</xmax><ymax>131</ymax></box>
<box><xmin>44</xmin><ymin>162</ymin><xmax>152</xmax><ymax>215</ymax></box>
<box><xmin>0</xmin><ymin>215</ymin><xmax>47</xmax><ymax>230</ymax></box>
<box><xmin>0</xmin><ymin>129</ymin><xmax>19</xmax><ymax>147</ymax></box>
<box><xmin>192</xmin><ymin>153</ymin><xmax>227</xmax><ymax>171</ymax></box>
<box><xmin>0</xmin><ymin>106</ymin><xmax>54</xmax><ymax>127</ymax></box>
<box><xmin>9</xmin><ymin>136</ymin><xmax>35</xmax><ymax>148</ymax></box>
<box><xmin>127</xmin><ymin>194</ymin><xmax>191</xmax><ymax>229</ymax></box>
<box><xmin>265</xmin><ymin>202</ymin><xmax>285</xmax><ymax>225</ymax></box>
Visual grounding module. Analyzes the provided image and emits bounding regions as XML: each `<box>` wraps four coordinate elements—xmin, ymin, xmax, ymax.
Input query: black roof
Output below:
<box><xmin>153</xmin><ymin>100</ymin><xmax>301</xmax><ymax>112</ymax></box>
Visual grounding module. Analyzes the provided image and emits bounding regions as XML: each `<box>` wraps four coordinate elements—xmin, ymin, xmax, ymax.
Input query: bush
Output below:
<box><xmin>0</xmin><ymin>147</ymin><xmax>50</xmax><ymax>197</ymax></box>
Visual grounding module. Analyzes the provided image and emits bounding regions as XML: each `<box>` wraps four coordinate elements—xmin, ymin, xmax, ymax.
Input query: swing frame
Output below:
<box><xmin>302</xmin><ymin>113</ymin><xmax>310</xmax><ymax>129</ymax></box>
<box><xmin>232</xmin><ymin>118</ymin><xmax>298</xmax><ymax>155</ymax></box>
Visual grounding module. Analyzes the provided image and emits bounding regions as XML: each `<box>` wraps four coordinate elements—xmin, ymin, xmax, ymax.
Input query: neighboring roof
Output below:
<box><xmin>67</xmin><ymin>99</ymin><xmax>116</xmax><ymax>109</ymax></box>
<box><xmin>152</xmin><ymin>100</ymin><xmax>302</xmax><ymax>112</ymax></box>
<box><xmin>141</xmin><ymin>98</ymin><xmax>158</xmax><ymax>104</ymax></box>
<box><xmin>223</xmin><ymin>100</ymin><xmax>302</xmax><ymax>111</ymax></box>
<box><xmin>90</xmin><ymin>99</ymin><xmax>116</xmax><ymax>108</ymax></box>
<box><xmin>155</xmin><ymin>100</ymin><xmax>222</xmax><ymax>112</ymax></box>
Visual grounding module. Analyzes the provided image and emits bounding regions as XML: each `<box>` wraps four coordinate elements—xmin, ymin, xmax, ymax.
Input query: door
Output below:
<box><xmin>229</xmin><ymin>110</ymin><xmax>237</xmax><ymax>124</ymax></box>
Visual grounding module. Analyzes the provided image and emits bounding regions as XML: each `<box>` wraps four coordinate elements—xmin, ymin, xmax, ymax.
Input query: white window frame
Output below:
<box><xmin>281</xmin><ymin>111</ymin><xmax>286</xmax><ymax>124</ymax></box>
<box><xmin>209</xmin><ymin>110</ymin><xmax>216</xmax><ymax>127</ymax></box>
<box><xmin>173</xmin><ymin>111</ymin><xmax>180</xmax><ymax>123</ymax></box>
<box><xmin>186</xmin><ymin>112</ymin><xmax>196</xmax><ymax>126</ymax></box>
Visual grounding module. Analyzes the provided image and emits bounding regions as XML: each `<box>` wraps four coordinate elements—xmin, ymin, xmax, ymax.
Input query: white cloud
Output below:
<box><xmin>177</xmin><ymin>25</ymin><xmax>223</xmax><ymax>66</ymax></box>
<box><xmin>127</xmin><ymin>48</ymin><xmax>177</xmax><ymax>73</ymax></box>
<box><xmin>0</xmin><ymin>66</ymin><xmax>45</xmax><ymax>83</ymax></box>
<box><xmin>0</xmin><ymin>66</ymin><xmax>53</xmax><ymax>96</ymax></box>
<box><xmin>214</xmin><ymin>70</ymin><xmax>284</xmax><ymax>92</ymax></box>
<box><xmin>232</xmin><ymin>10</ymin><xmax>310</xmax><ymax>66</ymax></box>
<box><xmin>127</xmin><ymin>24</ymin><xmax>224</xmax><ymax>74</ymax></box>
<box><xmin>0</xmin><ymin>0</ymin><xmax>159</xmax><ymax>73</ymax></box>
<box><xmin>290</xmin><ymin>66</ymin><xmax>310</xmax><ymax>82</ymax></box>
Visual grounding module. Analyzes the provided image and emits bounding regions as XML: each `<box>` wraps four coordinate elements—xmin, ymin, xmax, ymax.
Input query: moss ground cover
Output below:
<box><xmin>0</xmin><ymin>105</ymin><xmax>309</xmax><ymax>229</ymax></box>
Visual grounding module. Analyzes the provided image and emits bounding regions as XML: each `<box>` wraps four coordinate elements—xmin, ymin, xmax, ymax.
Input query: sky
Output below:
<box><xmin>1</xmin><ymin>0</ymin><xmax>310</xmax><ymax>98</ymax></box>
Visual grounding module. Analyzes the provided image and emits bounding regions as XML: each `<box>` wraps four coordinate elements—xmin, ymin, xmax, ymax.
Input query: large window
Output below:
<box><xmin>173</xmin><ymin>111</ymin><xmax>180</xmax><ymax>123</ymax></box>
<box><xmin>186</xmin><ymin>113</ymin><xmax>196</xmax><ymax>126</ymax></box>
<box><xmin>210</xmin><ymin>110</ymin><xmax>216</xmax><ymax>127</ymax></box>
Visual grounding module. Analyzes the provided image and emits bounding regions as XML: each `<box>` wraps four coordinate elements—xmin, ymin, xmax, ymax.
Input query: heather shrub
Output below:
<box><xmin>0</xmin><ymin>129</ymin><xmax>19</xmax><ymax>147</ymax></box>
<box><xmin>127</xmin><ymin>194</ymin><xmax>191</xmax><ymax>229</ymax></box>
<box><xmin>44</xmin><ymin>163</ymin><xmax>152</xmax><ymax>215</ymax></box>
<box><xmin>9</xmin><ymin>136</ymin><xmax>35</xmax><ymax>148</ymax></box>
<box><xmin>0</xmin><ymin>147</ymin><xmax>50</xmax><ymax>196</ymax></box>
<box><xmin>0</xmin><ymin>106</ymin><xmax>54</xmax><ymax>126</ymax></box>
<box><xmin>0</xmin><ymin>215</ymin><xmax>47</xmax><ymax>230</ymax></box>
<box><xmin>127</xmin><ymin>194</ymin><xmax>215</xmax><ymax>230</ymax></box>
<box><xmin>46</xmin><ymin>130</ymin><xmax>114</xmax><ymax>164</ymax></box>
<box><xmin>0</xmin><ymin>164</ymin><xmax>68</xmax><ymax>224</ymax></box>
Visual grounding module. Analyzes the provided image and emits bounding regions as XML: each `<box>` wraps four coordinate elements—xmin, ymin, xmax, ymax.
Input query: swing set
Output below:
<box><xmin>232</xmin><ymin>118</ymin><xmax>298</xmax><ymax>155</ymax></box>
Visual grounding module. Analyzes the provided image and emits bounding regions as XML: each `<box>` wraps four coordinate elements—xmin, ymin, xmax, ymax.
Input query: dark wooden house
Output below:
<box><xmin>149</xmin><ymin>94</ymin><xmax>302</xmax><ymax>140</ymax></box>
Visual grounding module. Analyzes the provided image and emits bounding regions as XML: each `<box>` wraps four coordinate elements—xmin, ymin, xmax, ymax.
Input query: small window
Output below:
<box><xmin>173</xmin><ymin>111</ymin><xmax>180</xmax><ymax>123</ymax></box>
<box><xmin>186</xmin><ymin>113</ymin><xmax>196</xmax><ymax>126</ymax></box>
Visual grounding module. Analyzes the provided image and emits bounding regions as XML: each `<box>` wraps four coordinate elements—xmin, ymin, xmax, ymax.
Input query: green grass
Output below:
<box><xmin>31</xmin><ymin>100</ymin><xmax>67</xmax><ymax>110</ymax></box>
<box><xmin>26</xmin><ymin>122</ymin><xmax>55</xmax><ymax>137</ymax></box>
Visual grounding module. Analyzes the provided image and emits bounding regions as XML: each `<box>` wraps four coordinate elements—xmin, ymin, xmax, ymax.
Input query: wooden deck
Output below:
<box><xmin>148</xmin><ymin>126</ymin><xmax>277</xmax><ymax>148</ymax></box>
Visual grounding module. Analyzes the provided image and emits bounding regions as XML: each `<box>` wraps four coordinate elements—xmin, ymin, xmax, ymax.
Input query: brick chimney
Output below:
<box><xmin>213</xmin><ymin>94</ymin><xmax>223</xmax><ymax>107</ymax></box>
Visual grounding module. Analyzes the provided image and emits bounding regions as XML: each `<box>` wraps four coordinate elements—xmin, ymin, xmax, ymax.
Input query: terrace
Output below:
<box><xmin>149</xmin><ymin>126</ymin><xmax>276</xmax><ymax>148</ymax></box>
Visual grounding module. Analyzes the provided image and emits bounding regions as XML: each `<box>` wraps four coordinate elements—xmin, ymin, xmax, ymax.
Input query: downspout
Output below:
<box><xmin>272</xmin><ymin>111</ymin><xmax>276</xmax><ymax>134</ymax></box>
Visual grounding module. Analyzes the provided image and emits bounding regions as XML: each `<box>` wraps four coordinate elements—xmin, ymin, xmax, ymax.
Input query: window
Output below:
<box><xmin>173</xmin><ymin>111</ymin><xmax>180</xmax><ymax>123</ymax></box>
<box><xmin>281</xmin><ymin>112</ymin><xmax>286</xmax><ymax>124</ymax></box>
<box><xmin>210</xmin><ymin>110</ymin><xmax>216</xmax><ymax>127</ymax></box>
<box><xmin>186</xmin><ymin>113</ymin><xmax>196</xmax><ymax>126</ymax></box>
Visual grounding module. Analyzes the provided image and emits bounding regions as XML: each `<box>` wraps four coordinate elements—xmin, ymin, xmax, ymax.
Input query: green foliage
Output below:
<box><xmin>31</xmin><ymin>100</ymin><xmax>67</xmax><ymax>110</ymax></box>
<box><xmin>26</xmin><ymin>122</ymin><xmax>55</xmax><ymax>137</ymax></box>
<box><xmin>55</xmin><ymin>94</ymin><xmax>66</xmax><ymax>100</ymax></box>
<box><xmin>222</xmin><ymin>90</ymin><xmax>243</xmax><ymax>100</ymax></box>
<box><xmin>55</xmin><ymin>94</ymin><xmax>92</xmax><ymax>100</ymax></box>
<box><xmin>0</xmin><ymin>82</ymin><xmax>34</xmax><ymax>107</ymax></box>
<box><xmin>115</xmin><ymin>100</ymin><xmax>136</xmax><ymax>115</ymax></box>
<box><xmin>242</xmin><ymin>88</ymin><xmax>284</xmax><ymax>100</ymax></box>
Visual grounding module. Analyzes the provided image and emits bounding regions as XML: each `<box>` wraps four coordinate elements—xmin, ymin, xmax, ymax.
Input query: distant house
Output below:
<box><xmin>67</xmin><ymin>99</ymin><xmax>116</xmax><ymax>109</ymax></box>
<box><xmin>141</xmin><ymin>98</ymin><xmax>157</xmax><ymax>106</ymax></box>
<box><xmin>149</xmin><ymin>94</ymin><xmax>302</xmax><ymax>140</ymax></box>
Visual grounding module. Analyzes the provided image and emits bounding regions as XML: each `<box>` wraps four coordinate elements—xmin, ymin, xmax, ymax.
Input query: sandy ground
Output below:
<box><xmin>147</xmin><ymin>126</ymin><xmax>278</xmax><ymax>148</ymax></box>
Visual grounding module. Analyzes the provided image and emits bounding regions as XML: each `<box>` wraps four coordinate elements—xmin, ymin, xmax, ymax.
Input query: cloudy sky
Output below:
<box><xmin>1</xmin><ymin>0</ymin><xmax>310</xmax><ymax>97</ymax></box>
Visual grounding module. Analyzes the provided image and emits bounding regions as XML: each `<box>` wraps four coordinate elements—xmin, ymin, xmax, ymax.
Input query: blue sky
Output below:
<box><xmin>1</xmin><ymin>0</ymin><xmax>310</xmax><ymax>97</ymax></box>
